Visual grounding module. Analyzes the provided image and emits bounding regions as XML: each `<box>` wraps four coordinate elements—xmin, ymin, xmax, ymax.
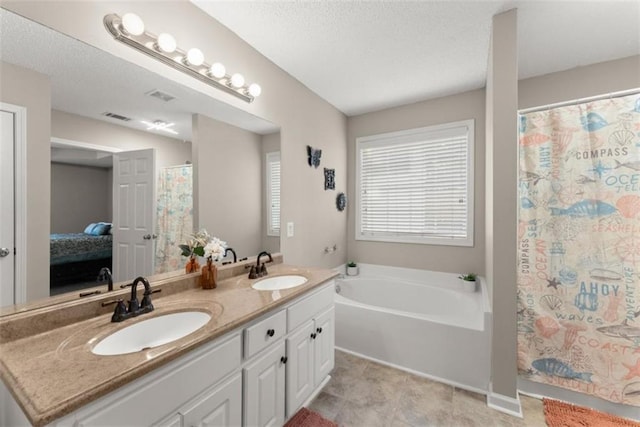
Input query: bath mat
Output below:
<box><xmin>284</xmin><ymin>407</ymin><xmax>337</xmax><ymax>427</ymax></box>
<box><xmin>543</xmin><ymin>398</ymin><xmax>640</xmax><ymax>427</ymax></box>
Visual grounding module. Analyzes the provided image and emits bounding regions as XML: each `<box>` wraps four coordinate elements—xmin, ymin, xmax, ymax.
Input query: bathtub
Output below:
<box><xmin>335</xmin><ymin>264</ymin><xmax>492</xmax><ymax>393</ymax></box>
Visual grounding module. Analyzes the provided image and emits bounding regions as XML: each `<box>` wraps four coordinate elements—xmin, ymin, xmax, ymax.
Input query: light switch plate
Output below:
<box><xmin>287</xmin><ymin>222</ymin><xmax>294</xmax><ymax>237</ymax></box>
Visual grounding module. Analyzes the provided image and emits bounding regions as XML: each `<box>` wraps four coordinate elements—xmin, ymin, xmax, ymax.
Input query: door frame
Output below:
<box><xmin>1</xmin><ymin>102</ymin><xmax>26</xmax><ymax>304</ymax></box>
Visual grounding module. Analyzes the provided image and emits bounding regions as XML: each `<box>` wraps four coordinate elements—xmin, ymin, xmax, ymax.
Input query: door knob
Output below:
<box><xmin>143</xmin><ymin>234</ymin><xmax>151</xmax><ymax>240</ymax></box>
<box><xmin>0</xmin><ymin>248</ymin><xmax>10</xmax><ymax>257</ymax></box>
<box><xmin>152</xmin><ymin>234</ymin><xmax>158</xmax><ymax>239</ymax></box>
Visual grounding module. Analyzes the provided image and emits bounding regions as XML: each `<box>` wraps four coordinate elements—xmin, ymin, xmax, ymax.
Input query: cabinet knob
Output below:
<box><xmin>266</xmin><ymin>329</ymin><xmax>275</xmax><ymax>337</ymax></box>
<box><xmin>311</xmin><ymin>333</ymin><xmax>317</xmax><ymax>339</ymax></box>
<box><xmin>280</xmin><ymin>356</ymin><xmax>288</xmax><ymax>364</ymax></box>
<box><xmin>316</xmin><ymin>327</ymin><xmax>323</xmax><ymax>334</ymax></box>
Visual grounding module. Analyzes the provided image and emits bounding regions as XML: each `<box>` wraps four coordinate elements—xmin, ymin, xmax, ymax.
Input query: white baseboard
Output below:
<box><xmin>487</xmin><ymin>387</ymin><xmax>523</xmax><ymax>418</ymax></box>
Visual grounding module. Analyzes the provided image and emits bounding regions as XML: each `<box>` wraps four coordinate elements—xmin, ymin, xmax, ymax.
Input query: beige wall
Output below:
<box><xmin>193</xmin><ymin>115</ymin><xmax>263</xmax><ymax>259</ymax></box>
<box><xmin>261</xmin><ymin>131</ymin><xmax>281</xmax><ymax>254</ymax></box>
<box><xmin>52</xmin><ymin>110</ymin><xmax>191</xmax><ymax>170</ymax></box>
<box><xmin>0</xmin><ymin>61</ymin><xmax>51</xmax><ymax>301</ymax></box>
<box><xmin>51</xmin><ymin>163</ymin><xmax>111</xmax><ymax>233</ymax></box>
<box><xmin>519</xmin><ymin>55</ymin><xmax>640</xmax><ymax>109</ymax></box>
<box><xmin>347</xmin><ymin>90</ymin><xmax>486</xmax><ymax>274</ymax></box>
<box><xmin>485</xmin><ymin>9</ymin><xmax>519</xmax><ymax>400</ymax></box>
<box><xmin>5</xmin><ymin>0</ymin><xmax>348</xmax><ymax>270</ymax></box>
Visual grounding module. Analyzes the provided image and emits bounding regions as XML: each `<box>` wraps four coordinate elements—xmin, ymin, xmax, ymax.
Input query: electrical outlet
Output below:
<box><xmin>287</xmin><ymin>222</ymin><xmax>294</xmax><ymax>237</ymax></box>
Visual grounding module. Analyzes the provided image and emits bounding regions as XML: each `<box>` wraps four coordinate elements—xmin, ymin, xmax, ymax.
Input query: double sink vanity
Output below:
<box><xmin>0</xmin><ymin>254</ymin><xmax>338</xmax><ymax>427</ymax></box>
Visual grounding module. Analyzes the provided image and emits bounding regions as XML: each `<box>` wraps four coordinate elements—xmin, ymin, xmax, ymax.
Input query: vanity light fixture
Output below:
<box><xmin>104</xmin><ymin>13</ymin><xmax>261</xmax><ymax>103</ymax></box>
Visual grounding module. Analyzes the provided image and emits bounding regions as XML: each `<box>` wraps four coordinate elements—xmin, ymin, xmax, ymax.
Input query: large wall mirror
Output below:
<box><xmin>0</xmin><ymin>9</ymin><xmax>281</xmax><ymax>308</ymax></box>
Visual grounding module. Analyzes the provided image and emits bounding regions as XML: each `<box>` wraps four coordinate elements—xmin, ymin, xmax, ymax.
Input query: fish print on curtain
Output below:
<box><xmin>155</xmin><ymin>165</ymin><xmax>193</xmax><ymax>274</ymax></box>
<box><xmin>517</xmin><ymin>93</ymin><xmax>640</xmax><ymax>406</ymax></box>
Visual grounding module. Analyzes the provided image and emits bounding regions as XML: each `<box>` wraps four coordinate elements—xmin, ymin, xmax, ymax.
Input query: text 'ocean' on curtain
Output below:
<box><xmin>517</xmin><ymin>93</ymin><xmax>640</xmax><ymax>406</ymax></box>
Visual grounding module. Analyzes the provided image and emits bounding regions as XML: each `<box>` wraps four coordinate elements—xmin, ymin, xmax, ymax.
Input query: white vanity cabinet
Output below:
<box><xmin>285</xmin><ymin>307</ymin><xmax>335</xmax><ymax>418</ymax></box>
<box><xmin>59</xmin><ymin>333</ymin><xmax>243</xmax><ymax>427</ymax></box>
<box><xmin>284</xmin><ymin>284</ymin><xmax>335</xmax><ymax>418</ymax></box>
<box><xmin>2</xmin><ymin>279</ymin><xmax>335</xmax><ymax>427</ymax></box>
<box><xmin>244</xmin><ymin>280</ymin><xmax>335</xmax><ymax>426</ymax></box>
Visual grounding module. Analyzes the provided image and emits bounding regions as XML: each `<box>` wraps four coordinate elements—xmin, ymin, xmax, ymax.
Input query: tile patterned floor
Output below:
<box><xmin>308</xmin><ymin>350</ymin><xmax>546</xmax><ymax>427</ymax></box>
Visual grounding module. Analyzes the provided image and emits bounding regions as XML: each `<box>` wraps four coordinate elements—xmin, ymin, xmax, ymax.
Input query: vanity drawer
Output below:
<box><xmin>244</xmin><ymin>309</ymin><xmax>286</xmax><ymax>359</ymax></box>
<box><xmin>287</xmin><ymin>281</ymin><xmax>334</xmax><ymax>332</ymax></box>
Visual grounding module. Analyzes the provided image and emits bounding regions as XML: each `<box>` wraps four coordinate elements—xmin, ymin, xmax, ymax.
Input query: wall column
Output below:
<box><xmin>485</xmin><ymin>8</ymin><xmax>520</xmax><ymax>415</ymax></box>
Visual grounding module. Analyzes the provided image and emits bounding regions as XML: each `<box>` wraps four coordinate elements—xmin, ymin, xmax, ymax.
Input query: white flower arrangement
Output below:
<box><xmin>180</xmin><ymin>229</ymin><xmax>217</xmax><ymax>258</ymax></box>
<box><xmin>204</xmin><ymin>237</ymin><xmax>227</xmax><ymax>261</ymax></box>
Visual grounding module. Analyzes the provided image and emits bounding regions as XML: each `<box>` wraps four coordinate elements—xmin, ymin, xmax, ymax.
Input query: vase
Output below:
<box><xmin>185</xmin><ymin>255</ymin><xmax>200</xmax><ymax>274</ymax></box>
<box><xmin>346</xmin><ymin>266</ymin><xmax>359</xmax><ymax>276</ymax></box>
<box><xmin>461</xmin><ymin>279</ymin><xmax>477</xmax><ymax>292</ymax></box>
<box><xmin>200</xmin><ymin>257</ymin><xmax>218</xmax><ymax>289</ymax></box>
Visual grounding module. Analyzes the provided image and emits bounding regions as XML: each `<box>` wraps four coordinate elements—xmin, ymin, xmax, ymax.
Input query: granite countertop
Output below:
<box><xmin>0</xmin><ymin>263</ymin><xmax>338</xmax><ymax>427</ymax></box>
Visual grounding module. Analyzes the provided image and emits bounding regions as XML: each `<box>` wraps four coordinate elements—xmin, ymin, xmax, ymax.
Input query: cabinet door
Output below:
<box><xmin>285</xmin><ymin>320</ymin><xmax>315</xmax><ymax>418</ymax></box>
<box><xmin>314</xmin><ymin>307</ymin><xmax>335</xmax><ymax>386</ymax></box>
<box><xmin>181</xmin><ymin>373</ymin><xmax>242</xmax><ymax>427</ymax></box>
<box><xmin>154</xmin><ymin>413</ymin><xmax>183</xmax><ymax>427</ymax></box>
<box><xmin>243</xmin><ymin>341</ymin><xmax>286</xmax><ymax>427</ymax></box>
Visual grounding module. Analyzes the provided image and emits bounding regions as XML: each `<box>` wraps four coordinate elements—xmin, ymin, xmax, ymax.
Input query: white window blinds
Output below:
<box><xmin>356</xmin><ymin>120</ymin><xmax>474</xmax><ymax>246</ymax></box>
<box><xmin>266</xmin><ymin>152</ymin><xmax>281</xmax><ymax>236</ymax></box>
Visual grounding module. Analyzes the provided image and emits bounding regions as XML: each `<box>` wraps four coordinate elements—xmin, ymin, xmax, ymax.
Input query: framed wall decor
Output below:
<box><xmin>324</xmin><ymin>168</ymin><xmax>335</xmax><ymax>190</ymax></box>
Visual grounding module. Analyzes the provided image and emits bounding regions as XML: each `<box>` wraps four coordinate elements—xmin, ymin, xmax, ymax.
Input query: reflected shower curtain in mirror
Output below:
<box><xmin>517</xmin><ymin>93</ymin><xmax>640</xmax><ymax>406</ymax></box>
<box><xmin>155</xmin><ymin>165</ymin><xmax>193</xmax><ymax>274</ymax></box>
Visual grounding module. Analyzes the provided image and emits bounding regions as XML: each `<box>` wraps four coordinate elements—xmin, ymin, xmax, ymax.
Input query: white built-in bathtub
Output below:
<box><xmin>335</xmin><ymin>264</ymin><xmax>492</xmax><ymax>393</ymax></box>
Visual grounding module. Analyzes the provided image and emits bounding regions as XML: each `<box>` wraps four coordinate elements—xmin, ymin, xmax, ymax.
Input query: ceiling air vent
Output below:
<box><xmin>102</xmin><ymin>112</ymin><xmax>132</xmax><ymax>122</ymax></box>
<box><xmin>146</xmin><ymin>89</ymin><xmax>176</xmax><ymax>102</ymax></box>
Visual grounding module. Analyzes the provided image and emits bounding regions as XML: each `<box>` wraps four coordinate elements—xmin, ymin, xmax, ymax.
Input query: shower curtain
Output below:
<box><xmin>155</xmin><ymin>165</ymin><xmax>193</xmax><ymax>274</ymax></box>
<box><xmin>517</xmin><ymin>93</ymin><xmax>640</xmax><ymax>406</ymax></box>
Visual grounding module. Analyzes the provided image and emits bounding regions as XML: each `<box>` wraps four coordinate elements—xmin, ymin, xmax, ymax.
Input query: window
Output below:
<box><xmin>356</xmin><ymin>120</ymin><xmax>474</xmax><ymax>246</ymax></box>
<box><xmin>266</xmin><ymin>151</ymin><xmax>281</xmax><ymax>236</ymax></box>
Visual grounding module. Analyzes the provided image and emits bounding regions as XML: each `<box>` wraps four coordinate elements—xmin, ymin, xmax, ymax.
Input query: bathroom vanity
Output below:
<box><xmin>0</xmin><ymin>259</ymin><xmax>337</xmax><ymax>427</ymax></box>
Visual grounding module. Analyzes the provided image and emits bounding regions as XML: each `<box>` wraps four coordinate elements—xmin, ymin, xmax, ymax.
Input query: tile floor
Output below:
<box><xmin>308</xmin><ymin>350</ymin><xmax>546</xmax><ymax>427</ymax></box>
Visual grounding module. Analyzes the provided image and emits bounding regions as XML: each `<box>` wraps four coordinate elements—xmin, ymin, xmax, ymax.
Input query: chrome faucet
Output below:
<box><xmin>102</xmin><ymin>276</ymin><xmax>161</xmax><ymax>322</ymax></box>
<box><xmin>97</xmin><ymin>267</ymin><xmax>113</xmax><ymax>292</ymax></box>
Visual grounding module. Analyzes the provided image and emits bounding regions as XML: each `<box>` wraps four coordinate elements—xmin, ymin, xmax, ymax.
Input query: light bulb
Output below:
<box><xmin>209</xmin><ymin>62</ymin><xmax>226</xmax><ymax>79</ymax></box>
<box><xmin>156</xmin><ymin>33</ymin><xmax>177</xmax><ymax>53</ymax></box>
<box><xmin>248</xmin><ymin>83</ymin><xmax>262</xmax><ymax>97</ymax></box>
<box><xmin>121</xmin><ymin>13</ymin><xmax>145</xmax><ymax>36</ymax></box>
<box><xmin>186</xmin><ymin>48</ymin><xmax>204</xmax><ymax>66</ymax></box>
<box><xmin>230</xmin><ymin>73</ymin><xmax>245</xmax><ymax>88</ymax></box>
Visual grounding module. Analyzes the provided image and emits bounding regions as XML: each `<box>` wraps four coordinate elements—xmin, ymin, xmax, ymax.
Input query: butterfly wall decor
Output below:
<box><xmin>307</xmin><ymin>145</ymin><xmax>322</xmax><ymax>168</ymax></box>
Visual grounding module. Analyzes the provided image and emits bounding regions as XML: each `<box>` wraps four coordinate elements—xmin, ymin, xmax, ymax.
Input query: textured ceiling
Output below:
<box><xmin>193</xmin><ymin>0</ymin><xmax>640</xmax><ymax>116</ymax></box>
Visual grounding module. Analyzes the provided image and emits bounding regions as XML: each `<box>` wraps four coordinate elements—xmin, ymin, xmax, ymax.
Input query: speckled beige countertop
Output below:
<box><xmin>0</xmin><ymin>260</ymin><xmax>338</xmax><ymax>426</ymax></box>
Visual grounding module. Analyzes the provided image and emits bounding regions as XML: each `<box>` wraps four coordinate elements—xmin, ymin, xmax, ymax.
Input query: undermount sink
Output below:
<box><xmin>252</xmin><ymin>275</ymin><xmax>308</xmax><ymax>291</ymax></box>
<box><xmin>92</xmin><ymin>311</ymin><xmax>211</xmax><ymax>356</ymax></box>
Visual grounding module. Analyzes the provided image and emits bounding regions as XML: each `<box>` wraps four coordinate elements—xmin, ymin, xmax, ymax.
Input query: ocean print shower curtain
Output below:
<box><xmin>155</xmin><ymin>165</ymin><xmax>193</xmax><ymax>274</ymax></box>
<box><xmin>517</xmin><ymin>93</ymin><xmax>640</xmax><ymax>406</ymax></box>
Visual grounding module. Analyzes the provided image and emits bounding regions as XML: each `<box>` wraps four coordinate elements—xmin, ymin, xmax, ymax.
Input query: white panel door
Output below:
<box><xmin>112</xmin><ymin>149</ymin><xmax>156</xmax><ymax>282</ymax></box>
<box><xmin>314</xmin><ymin>307</ymin><xmax>335</xmax><ymax>385</ymax></box>
<box><xmin>244</xmin><ymin>341</ymin><xmax>286</xmax><ymax>427</ymax></box>
<box><xmin>0</xmin><ymin>110</ymin><xmax>15</xmax><ymax>308</ymax></box>
<box><xmin>181</xmin><ymin>373</ymin><xmax>242</xmax><ymax>427</ymax></box>
<box><xmin>285</xmin><ymin>321</ymin><xmax>315</xmax><ymax>417</ymax></box>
